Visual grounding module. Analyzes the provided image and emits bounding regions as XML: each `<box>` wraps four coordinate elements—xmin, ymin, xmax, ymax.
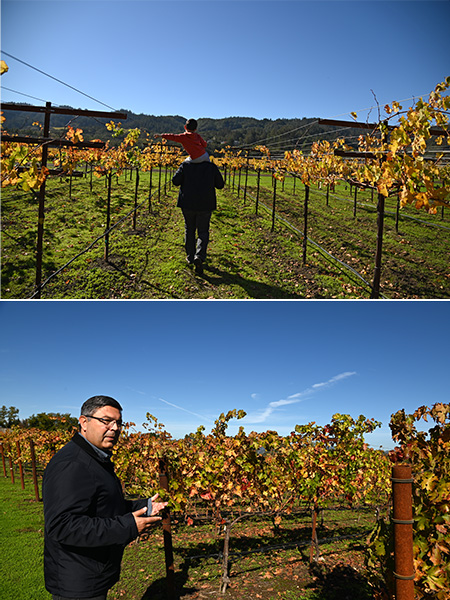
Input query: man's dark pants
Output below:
<box><xmin>181</xmin><ymin>209</ymin><xmax>212</xmax><ymax>263</ymax></box>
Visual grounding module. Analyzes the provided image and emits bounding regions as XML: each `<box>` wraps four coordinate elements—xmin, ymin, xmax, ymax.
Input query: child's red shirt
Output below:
<box><xmin>161</xmin><ymin>131</ymin><xmax>207</xmax><ymax>159</ymax></box>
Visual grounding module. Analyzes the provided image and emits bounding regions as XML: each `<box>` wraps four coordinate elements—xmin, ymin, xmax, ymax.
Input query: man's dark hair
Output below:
<box><xmin>185</xmin><ymin>118</ymin><xmax>197</xmax><ymax>131</ymax></box>
<box><xmin>80</xmin><ymin>396</ymin><xmax>123</xmax><ymax>417</ymax></box>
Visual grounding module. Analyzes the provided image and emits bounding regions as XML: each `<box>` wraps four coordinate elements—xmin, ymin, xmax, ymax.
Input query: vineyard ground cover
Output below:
<box><xmin>2</xmin><ymin>169</ymin><xmax>448</xmax><ymax>298</ymax></box>
<box><xmin>242</xmin><ymin>173</ymin><xmax>450</xmax><ymax>299</ymax></box>
<box><xmin>0</xmin><ymin>172</ymin><xmax>362</xmax><ymax>299</ymax></box>
<box><xmin>0</xmin><ymin>475</ymin><xmax>380</xmax><ymax>599</ymax></box>
<box><xmin>0</xmin><ymin>475</ymin><xmax>47</xmax><ymax>600</ymax></box>
<box><xmin>112</xmin><ymin>507</ymin><xmax>377</xmax><ymax>600</ymax></box>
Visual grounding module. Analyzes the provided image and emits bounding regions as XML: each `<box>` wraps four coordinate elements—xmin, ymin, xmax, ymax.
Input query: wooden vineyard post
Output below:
<box><xmin>243</xmin><ymin>152</ymin><xmax>249</xmax><ymax>205</ymax></box>
<box><xmin>370</xmin><ymin>192</ymin><xmax>386</xmax><ymax>298</ymax></box>
<box><xmin>163</xmin><ymin>163</ymin><xmax>169</xmax><ymax>196</ymax></box>
<box><xmin>303</xmin><ymin>184</ymin><xmax>309</xmax><ymax>265</ymax></box>
<box><xmin>148</xmin><ymin>166</ymin><xmax>153</xmax><ymax>213</ymax></box>
<box><xmin>16</xmin><ymin>440</ymin><xmax>25</xmax><ymax>489</ymax></box>
<box><xmin>1</xmin><ymin>443</ymin><xmax>6</xmax><ymax>477</ymax></box>
<box><xmin>353</xmin><ymin>185</ymin><xmax>358</xmax><ymax>218</ymax></box>
<box><xmin>271</xmin><ymin>176</ymin><xmax>277</xmax><ymax>232</ymax></box>
<box><xmin>392</xmin><ymin>465</ymin><xmax>415</xmax><ymax>600</ymax></box>
<box><xmin>371</xmin><ymin>122</ymin><xmax>389</xmax><ymax>299</ymax></box>
<box><xmin>255</xmin><ymin>169</ymin><xmax>261</xmax><ymax>215</ymax></box>
<box><xmin>35</xmin><ymin>101</ymin><xmax>52</xmax><ymax>299</ymax></box>
<box><xmin>7</xmin><ymin>443</ymin><xmax>15</xmax><ymax>484</ymax></box>
<box><xmin>159</xmin><ymin>458</ymin><xmax>175</xmax><ymax>599</ymax></box>
<box><xmin>309</xmin><ymin>504</ymin><xmax>320</xmax><ymax>563</ymax></box>
<box><xmin>104</xmin><ymin>171</ymin><xmax>113</xmax><ymax>261</ymax></box>
<box><xmin>158</xmin><ymin>144</ymin><xmax>163</xmax><ymax>202</ymax></box>
<box><xmin>220</xmin><ymin>518</ymin><xmax>232</xmax><ymax>594</ymax></box>
<box><xmin>29</xmin><ymin>439</ymin><xmax>40</xmax><ymax>501</ymax></box>
<box><xmin>133</xmin><ymin>168</ymin><xmax>140</xmax><ymax>230</ymax></box>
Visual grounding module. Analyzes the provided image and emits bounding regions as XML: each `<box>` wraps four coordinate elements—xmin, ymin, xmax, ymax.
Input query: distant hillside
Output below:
<box><xmin>1</xmin><ymin>103</ymin><xmax>351</xmax><ymax>153</ymax></box>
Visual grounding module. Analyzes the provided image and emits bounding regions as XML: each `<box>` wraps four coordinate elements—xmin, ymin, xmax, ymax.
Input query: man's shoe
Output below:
<box><xmin>194</xmin><ymin>257</ymin><xmax>204</xmax><ymax>275</ymax></box>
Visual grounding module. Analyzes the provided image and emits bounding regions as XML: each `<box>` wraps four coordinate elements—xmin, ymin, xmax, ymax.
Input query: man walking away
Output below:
<box><xmin>172</xmin><ymin>160</ymin><xmax>225</xmax><ymax>275</ymax></box>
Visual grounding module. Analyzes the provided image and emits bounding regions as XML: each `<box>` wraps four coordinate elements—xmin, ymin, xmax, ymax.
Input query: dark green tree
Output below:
<box><xmin>0</xmin><ymin>405</ymin><xmax>20</xmax><ymax>428</ymax></box>
<box><xmin>24</xmin><ymin>412</ymin><xmax>78</xmax><ymax>431</ymax></box>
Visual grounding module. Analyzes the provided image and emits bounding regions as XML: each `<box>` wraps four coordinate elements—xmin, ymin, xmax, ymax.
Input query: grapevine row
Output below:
<box><xmin>0</xmin><ymin>410</ymin><xmax>391</xmax><ymax>513</ymax></box>
<box><xmin>2</xmin><ymin>78</ymin><xmax>449</xmax><ymax>210</ymax></box>
<box><xmin>2</xmin><ymin>403</ymin><xmax>449</xmax><ymax>598</ymax></box>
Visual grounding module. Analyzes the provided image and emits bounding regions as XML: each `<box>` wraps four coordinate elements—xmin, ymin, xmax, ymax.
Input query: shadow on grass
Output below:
<box><xmin>307</xmin><ymin>562</ymin><xmax>375</xmax><ymax>600</ymax></box>
<box><xmin>1</xmin><ymin>228</ymin><xmax>60</xmax><ymax>298</ymax></box>
<box><xmin>139</xmin><ymin>518</ymin><xmax>375</xmax><ymax>599</ymax></box>
<box><xmin>94</xmin><ymin>254</ymin><xmax>181</xmax><ymax>299</ymax></box>
<box><xmin>203</xmin><ymin>263</ymin><xmax>304</xmax><ymax>299</ymax></box>
<box><xmin>140</xmin><ymin>575</ymin><xmax>196</xmax><ymax>600</ymax></box>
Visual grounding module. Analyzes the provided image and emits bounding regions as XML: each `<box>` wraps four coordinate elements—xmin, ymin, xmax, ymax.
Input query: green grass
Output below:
<box><xmin>3</xmin><ymin>169</ymin><xmax>448</xmax><ymax>299</ymax></box>
<box><xmin>108</xmin><ymin>506</ymin><xmax>378</xmax><ymax>599</ymax></box>
<box><xmin>0</xmin><ymin>475</ymin><xmax>48</xmax><ymax>599</ymax></box>
<box><xmin>0</xmin><ymin>473</ymin><xmax>379</xmax><ymax>599</ymax></box>
<box><xmin>243</xmin><ymin>173</ymin><xmax>450</xmax><ymax>298</ymax></box>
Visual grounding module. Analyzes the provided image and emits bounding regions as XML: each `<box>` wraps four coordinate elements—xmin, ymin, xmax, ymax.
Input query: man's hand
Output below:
<box><xmin>132</xmin><ymin>494</ymin><xmax>168</xmax><ymax>535</ymax></box>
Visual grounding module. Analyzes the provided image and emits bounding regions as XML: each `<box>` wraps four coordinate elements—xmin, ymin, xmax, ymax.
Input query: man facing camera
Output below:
<box><xmin>43</xmin><ymin>395</ymin><xmax>167</xmax><ymax>600</ymax></box>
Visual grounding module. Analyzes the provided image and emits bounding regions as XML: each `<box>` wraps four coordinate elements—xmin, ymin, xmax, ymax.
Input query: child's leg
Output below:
<box><xmin>189</xmin><ymin>152</ymin><xmax>210</xmax><ymax>163</ymax></box>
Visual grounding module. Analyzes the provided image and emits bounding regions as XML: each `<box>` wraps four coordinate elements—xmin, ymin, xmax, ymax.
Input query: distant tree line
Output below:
<box><xmin>0</xmin><ymin>405</ymin><xmax>78</xmax><ymax>431</ymax></box>
<box><xmin>2</xmin><ymin>103</ymin><xmax>350</xmax><ymax>154</ymax></box>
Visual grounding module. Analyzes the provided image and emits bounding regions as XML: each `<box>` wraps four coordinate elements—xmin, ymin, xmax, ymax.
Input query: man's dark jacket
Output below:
<box><xmin>42</xmin><ymin>433</ymin><xmax>146</xmax><ymax>598</ymax></box>
<box><xmin>172</xmin><ymin>161</ymin><xmax>225</xmax><ymax>211</ymax></box>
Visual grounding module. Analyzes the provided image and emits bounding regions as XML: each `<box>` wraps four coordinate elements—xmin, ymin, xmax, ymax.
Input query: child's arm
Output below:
<box><xmin>154</xmin><ymin>133</ymin><xmax>185</xmax><ymax>142</ymax></box>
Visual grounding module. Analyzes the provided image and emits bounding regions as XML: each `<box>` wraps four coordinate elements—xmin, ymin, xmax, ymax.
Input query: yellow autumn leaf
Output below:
<box><xmin>377</xmin><ymin>182</ymin><xmax>389</xmax><ymax>197</ymax></box>
<box><xmin>414</xmin><ymin>192</ymin><xmax>429</xmax><ymax>210</ymax></box>
<box><xmin>389</xmin><ymin>137</ymin><xmax>401</xmax><ymax>156</ymax></box>
<box><xmin>0</xmin><ymin>60</ymin><xmax>9</xmax><ymax>75</ymax></box>
<box><xmin>400</xmin><ymin>188</ymin><xmax>415</xmax><ymax>208</ymax></box>
<box><xmin>74</xmin><ymin>128</ymin><xmax>84</xmax><ymax>143</ymax></box>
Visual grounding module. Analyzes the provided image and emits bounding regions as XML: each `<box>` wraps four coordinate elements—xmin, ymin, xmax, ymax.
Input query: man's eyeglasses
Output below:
<box><xmin>83</xmin><ymin>415</ymin><xmax>123</xmax><ymax>428</ymax></box>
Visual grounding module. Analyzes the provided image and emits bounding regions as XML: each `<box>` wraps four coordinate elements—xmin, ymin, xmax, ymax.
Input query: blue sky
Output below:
<box><xmin>1</xmin><ymin>300</ymin><xmax>448</xmax><ymax>449</ymax></box>
<box><xmin>1</xmin><ymin>1</ymin><xmax>449</xmax><ymax>122</ymax></box>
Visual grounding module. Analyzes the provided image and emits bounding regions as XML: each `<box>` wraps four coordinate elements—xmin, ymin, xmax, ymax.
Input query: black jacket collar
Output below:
<box><xmin>72</xmin><ymin>433</ymin><xmax>114</xmax><ymax>469</ymax></box>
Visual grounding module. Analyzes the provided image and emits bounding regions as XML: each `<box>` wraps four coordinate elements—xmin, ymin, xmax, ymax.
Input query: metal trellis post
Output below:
<box><xmin>392</xmin><ymin>465</ymin><xmax>415</xmax><ymax>600</ymax></box>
